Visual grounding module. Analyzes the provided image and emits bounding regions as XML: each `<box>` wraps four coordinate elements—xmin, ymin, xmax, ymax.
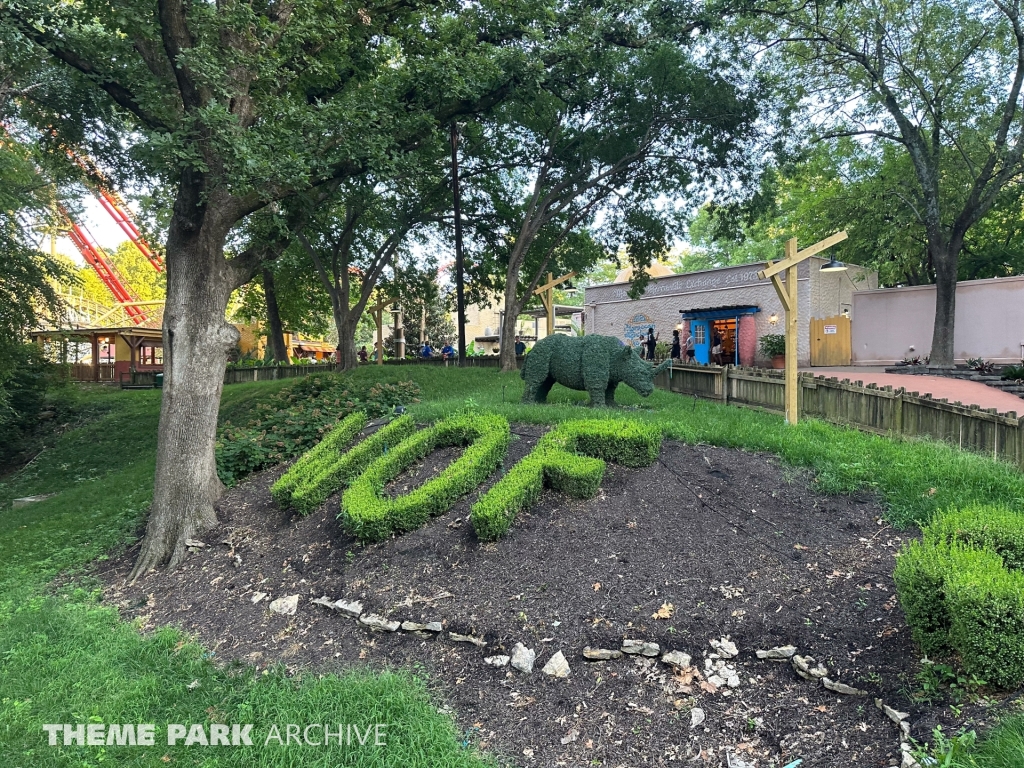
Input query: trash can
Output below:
<box><xmin>154</xmin><ymin>373</ymin><xmax>164</xmax><ymax>389</ymax></box>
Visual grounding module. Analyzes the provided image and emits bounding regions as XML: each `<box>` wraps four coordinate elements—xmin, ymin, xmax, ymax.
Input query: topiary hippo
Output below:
<box><xmin>520</xmin><ymin>334</ymin><xmax>672</xmax><ymax>406</ymax></box>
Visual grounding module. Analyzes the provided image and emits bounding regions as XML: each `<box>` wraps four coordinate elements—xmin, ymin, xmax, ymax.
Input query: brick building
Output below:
<box><xmin>582</xmin><ymin>259</ymin><xmax>877</xmax><ymax>366</ymax></box>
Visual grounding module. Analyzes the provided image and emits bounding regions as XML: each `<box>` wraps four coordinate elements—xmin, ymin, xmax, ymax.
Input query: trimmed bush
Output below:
<box><xmin>894</xmin><ymin>539</ymin><xmax>1004</xmax><ymax>655</ymax></box>
<box><xmin>947</xmin><ymin>563</ymin><xmax>1024</xmax><ymax>689</ymax></box>
<box><xmin>271</xmin><ymin>412</ymin><xmax>368</xmax><ymax>509</ymax></box>
<box><xmin>342</xmin><ymin>414</ymin><xmax>511</xmax><ymax>542</ymax></box>
<box><xmin>925</xmin><ymin>504</ymin><xmax>1024</xmax><ymax>571</ymax></box>
<box><xmin>471</xmin><ymin>419</ymin><xmax>663</xmax><ymax>541</ymax></box>
<box><xmin>283</xmin><ymin>416</ymin><xmax>418</xmax><ymax>515</ymax></box>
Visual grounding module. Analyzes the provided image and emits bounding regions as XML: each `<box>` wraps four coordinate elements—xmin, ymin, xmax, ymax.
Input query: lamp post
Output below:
<box><xmin>758</xmin><ymin>231</ymin><xmax>848</xmax><ymax>424</ymax></box>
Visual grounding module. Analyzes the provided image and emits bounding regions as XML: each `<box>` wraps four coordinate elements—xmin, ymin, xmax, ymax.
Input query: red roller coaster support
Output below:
<box><xmin>93</xmin><ymin>190</ymin><xmax>164</xmax><ymax>272</ymax></box>
<box><xmin>60</xmin><ymin>206</ymin><xmax>147</xmax><ymax>325</ymax></box>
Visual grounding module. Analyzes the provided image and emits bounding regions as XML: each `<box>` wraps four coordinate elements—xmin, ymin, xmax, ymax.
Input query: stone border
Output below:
<box><xmin>274</xmin><ymin>593</ymin><xmax>919</xmax><ymax>764</ymax></box>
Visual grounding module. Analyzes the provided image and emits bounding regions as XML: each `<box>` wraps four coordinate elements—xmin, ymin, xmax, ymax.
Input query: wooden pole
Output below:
<box><xmin>785</xmin><ymin>238</ymin><xmax>799</xmax><ymax>424</ymax></box>
<box><xmin>546</xmin><ymin>272</ymin><xmax>555</xmax><ymax>336</ymax></box>
<box><xmin>374</xmin><ymin>303</ymin><xmax>383</xmax><ymax>366</ymax></box>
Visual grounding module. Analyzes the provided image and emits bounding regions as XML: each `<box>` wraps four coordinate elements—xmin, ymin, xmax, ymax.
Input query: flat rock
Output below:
<box><xmin>449</xmin><ymin>632</ymin><xmax>486</xmax><ymax>647</ymax></box>
<box><xmin>621</xmin><ymin>639</ymin><xmax>660</xmax><ymax>656</ymax></box>
<box><xmin>792</xmin><ymin>654</ymin><xmax>828</xmax><ymax>681</ymax></box>
<box><xmin>333</xmin><ymin>599</ymin><xmax>364</xmax><ymax>618</ymax></box>
<box><xmin>875</xmin><ymin>698</ymin><xmax>910</xmax><ymax>724</ymax></box>
<box><xmin>690</xmin><ymin>708</ymin><xmax>706</xmax><ymax>728</ymax></box>
<box><xmin>822</xmin><ymin>677</ymin><xmax>868</xmax><ymax>696</ymax></box>
<box><xmin>12</xmin><ymin>494</ymin><xmax>56</xmax><ymax>508</ymax></box>
<box><xmin>401</xmin><ymin>621</ymin><xmax>442</xmax><ymax>633</ymax></box>
<box><xmin>541</xmin><ymin>651</ymin><xmax>570</xmax><ymax>678</ymax></box>
<box><xmin>511</xmin><ymin>643</ymin><xmax>536</xmax><ymax>673</ymax></box>
<box><xmin>184</xmin><ymin>538</ymin><xmax>207</xmax><ymax>548</ymax></box>
<box><xmin>756</xmin><ymin>645</ymin><xmax>797</xmax><ymax>660</ymax></box>
<box><xmin>359</xmin><ymin>614</ymin><xmax>400</xmax><ymax>632</ymax></box>
<box><xmin>583</xmin><ymin>647</ymin><xmax>622</xmax><ymax>661</ymax></box>
<box><xmin>484</xmin><ymin>655</ymin><xmax>510</xmax><ymax>668</ymax></box>
<box><xmin>661</xmin><ymin>650</ymin><xmax>692</xmax><ymax>669</ymax></box>
<box><xmin>311</xmin><ymin>595</ymin><xmax>335</xmax><ymax>609</ymax></box>
<box><xmin>726</xmin><ymin>675</ymin><xmax>741</xmax><ymax>689</ymax></box>
<box><xmin>711</xmin><ymin>637</ymin><xmax>738</xmax><ymax>658</ymax></box>
<box><xmin>707</xmin><ymin>674</ymin><xmax>727</xmax><ymax>688</ymax></box>
<box><xmin>250</xmin><ymin>592</ymin><xmax>267</xmax><ymax>604</ymax></box>
<box><xmin>269</xmin><ymin>594</ymin><xmax>299</xmax><ymax>616</ymax></box>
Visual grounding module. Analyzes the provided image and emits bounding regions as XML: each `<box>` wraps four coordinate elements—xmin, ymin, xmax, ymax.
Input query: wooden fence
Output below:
<box><xmin>66</xmin><ymin>362</ymin><xmax>116</xmax><ymax>382</ymax></box>
<box><xmin>655</xmin><ymin>364</ymin><xmax>1024</xmax><ymax>468</ymax></box>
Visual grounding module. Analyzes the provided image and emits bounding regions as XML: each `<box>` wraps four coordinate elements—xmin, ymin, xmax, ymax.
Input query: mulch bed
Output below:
<box><xmin>100</xmin><ymin>426</ymin><xmax>1010</xmax><ymax>768</ymax></box>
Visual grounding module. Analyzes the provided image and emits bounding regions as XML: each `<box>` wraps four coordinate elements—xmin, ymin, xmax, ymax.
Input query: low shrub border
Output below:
<box><xmin>471</xmin><ymin>419</ymin><xmax>662</xmax><ymax>541</ymax></box>
<box><xmin>272</xmin><ymin>415</ymin><xmax>417</xmax><ymax>515</ymax></box>
<box><xmin>342</xmin><ymin>414</ymin><xmax>511</xmax><ymax>542</ymax></box>
<box><xmin>895</xmin><ymin>504</ymin><xmax>1024</xmax><ymax>689</ymax></box>
<box><xmin>271</xmin><ymin>412</ymin><xmax>367</xmax><ymax>509</ymax></box>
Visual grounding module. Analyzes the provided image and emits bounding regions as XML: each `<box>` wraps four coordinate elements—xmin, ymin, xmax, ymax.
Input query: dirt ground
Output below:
<box><xmin>102</xmin><ymin>426</ymin><xmax>1013</xmax><ymax>768</ymax></box>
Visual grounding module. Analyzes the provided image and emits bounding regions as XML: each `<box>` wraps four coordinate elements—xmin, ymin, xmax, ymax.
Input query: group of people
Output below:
<box><xmin>640</xmin><ymin>326</ymin><xmax>726</xmax><ymax>365</ymax></box>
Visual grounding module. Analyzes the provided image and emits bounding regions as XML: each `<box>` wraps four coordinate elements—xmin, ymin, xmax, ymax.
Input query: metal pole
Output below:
<box><xmin>451</xmin><ymin>123</ymin><xmax>467</xmax><ymax>366</ymax></box>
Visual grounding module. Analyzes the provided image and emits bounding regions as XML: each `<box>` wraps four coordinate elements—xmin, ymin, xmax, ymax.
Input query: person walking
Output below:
<box><xmin>645</xmin><ymin>327</ymin><xmax>659</xmax><ymax>361</ymax></box>
<box><xmin>670</xmin><ymin>329</ymin><xmax>681</xmax><ymax>362</ymax></box>
<box><xmin>684</xmin><ymin>330</ymin><xmax>695</xmax><ymax>362</ymax></box>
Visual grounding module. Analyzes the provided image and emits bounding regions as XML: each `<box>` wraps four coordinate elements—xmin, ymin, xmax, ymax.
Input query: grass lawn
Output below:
<box><xmin>2</xmin><ymin>366</ymin><xmax>1023</xmax><ymax>767</ymax></box>
<box><xmin>0</xmin><ymin>382</ymin><xmax>493</xmax><ymax>768</ymax></box>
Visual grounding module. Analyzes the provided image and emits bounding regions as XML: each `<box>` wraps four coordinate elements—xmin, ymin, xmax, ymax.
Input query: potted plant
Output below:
<box><xmin>759</xmin><ymin>334</ymin><xmax>786</xmax><ymax>369</ymax></box>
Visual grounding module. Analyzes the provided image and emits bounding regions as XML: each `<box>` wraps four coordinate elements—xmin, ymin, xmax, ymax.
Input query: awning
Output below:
<box><xmin>679</xmin><ymin>306</ymin><xmax>760</xmax><ymax>321</ymax></box>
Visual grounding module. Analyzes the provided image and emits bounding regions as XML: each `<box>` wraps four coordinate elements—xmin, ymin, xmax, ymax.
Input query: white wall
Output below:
<box><xmin>852</xmin><ymin>275</ymin><xmax>1024</xmax><ymax>364</ymax></box>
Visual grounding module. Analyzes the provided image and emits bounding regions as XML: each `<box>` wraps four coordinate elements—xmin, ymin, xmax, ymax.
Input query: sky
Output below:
<box><xmin>55</xmin><ymin>194</ymin><xmax>132</xmax><ymax>267</ymax></box>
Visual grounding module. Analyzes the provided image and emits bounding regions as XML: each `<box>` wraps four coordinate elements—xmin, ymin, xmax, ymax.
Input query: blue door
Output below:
<box><xmin>692</xmin><ymin>320</ymin><xmax>710</xmax><ymax>364</ymax></box>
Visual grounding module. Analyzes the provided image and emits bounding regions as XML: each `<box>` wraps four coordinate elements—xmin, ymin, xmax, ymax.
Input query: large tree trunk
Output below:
<box><xmin>928</xmin><ymin>238</ymin><xmax>959</xmax><ymax>368</ymax></box>
<box><xmin>130</xmin><ymin>192</ymin><xmax>238</xmax><ymax>581</ymax></box>
<box><xmin>262</xmin><ymin>267</ymin><xmax>289</xmax><ymax>363</ymax></box>
<box><xmin>499</xmin><ymin>284</ymin><xmax>522</xmax><ymax>373</ymax></box>
<box><xmin>335</xmin><ymin>308</ymin><xmax>360</xmax><ymax>371</ymax></box>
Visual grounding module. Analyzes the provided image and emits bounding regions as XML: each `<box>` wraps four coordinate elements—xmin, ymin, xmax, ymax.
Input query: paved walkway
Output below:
<box><xmin>802</xmin><ymin>366</ymin><xmax>1024</xmax><ymax>414</ymax></box>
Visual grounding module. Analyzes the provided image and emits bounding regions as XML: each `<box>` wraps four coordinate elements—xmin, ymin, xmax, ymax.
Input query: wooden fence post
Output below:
<box><xmin>893</xmin><ymin>387</ymin><xmax>904</xmax><ymax>436</ymax></box>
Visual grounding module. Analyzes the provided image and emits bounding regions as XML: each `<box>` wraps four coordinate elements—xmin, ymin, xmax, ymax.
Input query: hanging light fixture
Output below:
<box><xmin>820</xmin><ymin>256</ymin><xmax>848</xmax><ymax>272</ymax></box>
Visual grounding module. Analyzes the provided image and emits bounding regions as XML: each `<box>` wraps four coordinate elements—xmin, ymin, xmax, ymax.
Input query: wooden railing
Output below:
<box><xmin>655</xmin><ymin>364</ymin><xmax>1024</xmax><ymax>468</ymax></box>
<box><xmin>66</xmin><ymin>362</ymin><xmax>116</xmax><ymax>382</ymax></box>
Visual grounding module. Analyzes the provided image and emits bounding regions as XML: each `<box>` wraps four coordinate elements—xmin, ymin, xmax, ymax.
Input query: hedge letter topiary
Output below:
<box><xmin>342</xmin><ymin>414</ymin><xmax>511</xmax><ymax>542</ymax></box>
<box><xmin>471</xmin><ymin>419</ymin><xmax>662</xmax><ymax>540</ymax></box>
<box><xmin>272</xmin><ymin>414</ymin><xmax>417</xmax><ymax>515</ymax></box>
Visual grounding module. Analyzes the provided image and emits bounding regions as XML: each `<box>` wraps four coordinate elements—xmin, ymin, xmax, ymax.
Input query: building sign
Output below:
<box><xmin>623</xmin><ymin>314</ymin><xmax>653</xmax><ymax>348</ymax></box>
<box><xmin>598</xmin><ymin>267</ymin><xmax>764</xmax><ymax>301</ymax></box>
<box><xmin>824</xmin><ymin>325</ymin><xmax>837</xmax><ymax>335</ymax></box>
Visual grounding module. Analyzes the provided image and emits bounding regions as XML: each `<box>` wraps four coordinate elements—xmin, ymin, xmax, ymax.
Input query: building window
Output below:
<box><xmin>694</xmin><ymin>324</ymin><xmax>706</xmax><ymax>345</ymax></box>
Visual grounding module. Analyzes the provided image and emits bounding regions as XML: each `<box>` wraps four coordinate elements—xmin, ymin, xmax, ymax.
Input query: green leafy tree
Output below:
<box><xmin>762</xmin><ymin>0</ymin><xmax>1024</xmax><ymax>366</ymax></box>
<box><xmin>458</xmin><ymin>5</ymin><xmax>761</xmax><ymax>372</ymax></box>
<box><xmin>2</xmin><ymin>0</ymin><xmax>546</xmax><ymax>575</ymax></box>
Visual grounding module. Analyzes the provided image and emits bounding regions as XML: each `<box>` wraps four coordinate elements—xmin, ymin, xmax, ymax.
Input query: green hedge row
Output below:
<box><xmin>471</xmin><ymin>419</ymin><xmax>662</xmax><ymax>541</ymax></box>
<box><xmin>894</xmin><ymin>504</ymin><xmax>1024</xmax><ymax>689</ymax></box>
<box><xmin>341</xmin><ymin>413</ymin><xmax>511</xmax><ymax>542</ymax></box>
<box><xmin>271</xmin><ymin>415</ymin><xmax>417</xmax><ymax>515</ymax></box>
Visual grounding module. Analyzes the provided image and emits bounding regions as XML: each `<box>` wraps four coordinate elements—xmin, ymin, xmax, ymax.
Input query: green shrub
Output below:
<box><xmin>947</xmin><ymin>564</ymin><xmax>1024</xmax><ymax>690</ymax></box>
<box><xmin>215</xmin><ymin>374</ymin><xmax>419</xmax><ymax>485</ymax></box>
<box><xmin>894</xmin><ymin>539</ymin><xmax>1005</xmax><ymax>656</ymax></box>
<box><xmin>926</xmin><ymin>504</ymin><xmax>1024</xmax><ymax>570</ymax></box>
<box><xmin>550</xmin><ymin>419</ymin><xmax>662</xmax><ymax>467</ymax></box>
<box><xmin>758</xmin><ymin>333</ymin><xmax>786</xmax><ymax>357</ymax></box>
<box><xmin>288</xmin><ymin>415</ymin><xmax>418</xmax><ymax>515</ymax></box>
<box><xmin>342</xmin><ymin>414</ymin><xmax>511</xmax><ymax>542</ymax></box>
<box><xmin>271</xmin><ymin>412</ymin><xmax>368</xmax><ymax>509</ymax></box>
<box><xmin>471</xmin><ymin>419</ymin><xmax>662</xmax><ymax>541</ymax></box>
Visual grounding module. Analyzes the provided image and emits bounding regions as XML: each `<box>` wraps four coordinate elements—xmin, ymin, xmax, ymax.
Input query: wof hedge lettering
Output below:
<box><xmin>471</xmin><ymin>420</ymin><xmax>662</xmax><ymax>541</ymax></box>
<box><xmin>341</xmin><ymin>413</ymin><xmax>512</xmax><ymax>542</ymax></box>
<box><xmin>272</xmin><ymin>414</ymin><xmax>417</xmax><ymax>514</ymax></box>
<box><xmin>894</xmin><ymin>503</ymin><xmax>1024</xmax><ymax>690</ymax></box>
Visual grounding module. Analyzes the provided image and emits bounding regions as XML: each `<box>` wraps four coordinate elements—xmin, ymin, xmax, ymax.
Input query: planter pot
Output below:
<box><xmin>771</xmin><ymin>355</ymin><xmax>786</xmax><ymax>369</ymax></box>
